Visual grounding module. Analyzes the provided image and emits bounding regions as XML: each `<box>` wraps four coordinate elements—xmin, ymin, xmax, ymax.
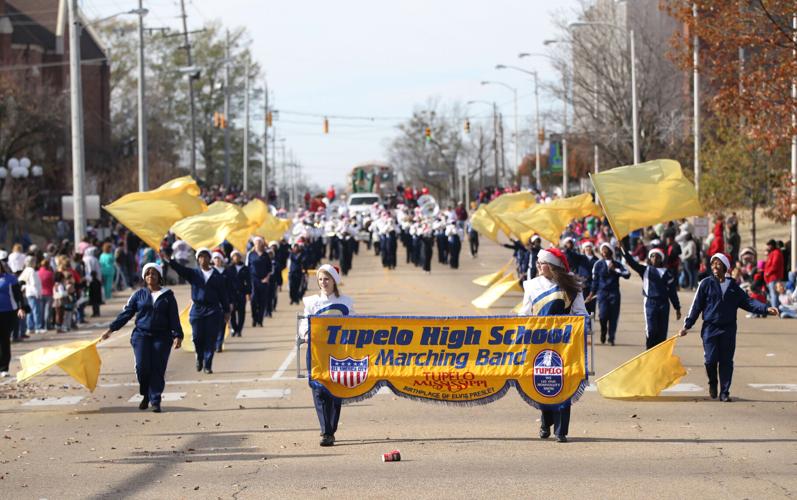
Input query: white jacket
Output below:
<box><xmin>19</xmin><ymin>266</ymin><xmax>42</xmax><ymax>298</ymax></box>
<box><xmin>299</xmin><ymin>293</ymin><xmax>355</xmax><ymax>340</ymax></box>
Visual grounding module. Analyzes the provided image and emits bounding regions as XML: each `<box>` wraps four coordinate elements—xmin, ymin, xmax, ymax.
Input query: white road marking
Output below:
<box><xmin>23</xmin><ymin>396</ymin><xmax>84</xmax><ymax>406</ymax></box>
<box><xmin>586</xmin><ymin>383</ymin><xmax>703</xmax><ymax>393</ymax></box>
<box><xmin>271</xmin><ymin>350</ymin><xmax>296</xmax><ymax>380</ymax></box>
<box><xmin>236</xmin><ymin>389</ymin><xmax>291</xmax><ymax>399</ymax></box>
<box><xmin>128</xmin><ymin>392</ymin><xmax>186</xmax><ymax>402</ymax></box>
<box><xmin>748</xmin><ymin>383</ymin><xmax>797</xmax><ymax>392</ymax></box>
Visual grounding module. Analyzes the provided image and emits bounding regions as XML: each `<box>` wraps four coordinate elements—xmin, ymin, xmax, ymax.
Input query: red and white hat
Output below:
<box><xmin>538</xmin><ymin>248</ymin><xmax>570</xmax><ymax>273</ymax></box>
<box><xmin>648</xmin><ymin>248</ymin><xmax>666</xmax><ymax>260</ymax></box>
<box><xmin>317</xmin><ymin>264</ymin><xmax>341</xmax><ymax>285</ymax></box>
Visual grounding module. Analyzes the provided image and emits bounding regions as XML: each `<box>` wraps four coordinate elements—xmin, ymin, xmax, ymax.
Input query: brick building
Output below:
<box><xmin>0</xmin><ymin>0</ymin><xmax>110</xmax><ymax>208</ymax></box>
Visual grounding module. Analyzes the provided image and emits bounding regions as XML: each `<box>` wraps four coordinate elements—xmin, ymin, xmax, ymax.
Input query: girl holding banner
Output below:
<box><xmin>518</xmin><ymin>248</ymin><xmax>587</xmax><ymax>443</ymax></box>
<box><xmin>300</xmin><ymin>264</ymin><xmax>354</xmax><ymax>447</ymax></box>
<box><xmin>102</xmin><ymin>264</ymin><xmax>183</xmax><ymax>412</ymax></box>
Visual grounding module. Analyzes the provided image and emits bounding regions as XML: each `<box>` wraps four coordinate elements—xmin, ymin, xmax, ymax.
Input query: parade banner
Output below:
<box><xmin>590</xmin><ymin>159</ymin><xmax>704</xmax><ymax>239</ymax></box>
<box><xmin>16</xmin><ymin>338</ymin><xmax>102</xmax><ymax>391</ymax></box>
<box><xmin>103</xmin><ymin>176</ymin><xmax>207</xmax><ymax>250</ymax></box>
<box><xmin>309</xmin><ymin>315</ymin><xmax>588</xmax><ymax>408</ymax></box>
<box><xmin>595</xmin><ymin>336</ymin><xmax>686</xmax><ymax>398</ymax></box>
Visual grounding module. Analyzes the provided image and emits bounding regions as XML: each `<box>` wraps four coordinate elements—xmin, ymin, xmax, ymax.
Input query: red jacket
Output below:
<box><xmin>764</xmin><ymin>248</ymin><xmax>784</xmax><ymax>284</ymax></box>
<box><xmin>707</xmin><ymin>222</ymin><xmax>724</xmax><ymax>256</ymax></box>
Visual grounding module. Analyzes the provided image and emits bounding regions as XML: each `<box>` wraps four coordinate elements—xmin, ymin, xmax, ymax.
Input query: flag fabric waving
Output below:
<box><xmin>590</xmin><ymin>159</ymin><xmax>704</xmax><ymax>240</ymax></box>
<box><xmin>472</xmin><ymin>259</ymin><xmax>514</xmax><ymax>287</ymax></box>
<box><xmin>103</xmin><ymin>176</ymin><xmax>207</xmax><ymax>250</ymax></box>
<box><xmin>171</xmin><ymin>201</ymin><xmax>251</xmax><ymax>251</ymax></box>
<box><xmin>471</xmin><ymin>273</ymin><xmax>522</xmax><ymax>309</ymax></box>
<box><xmin>595</xmin><ymin>336</ymin><xmax>687</xmax><ymax>398</ymax></box>
<box><xmin>469</xmin><ymin>192</ymin><xmax>536</xmax><ymax>241</ymax></box>
<box><xmin>16</xmin><ymin>338</ymin><xmax>102</xmax><ymax>391</ymax></box>
<box><xmin>226</xmin><ymin>199</ymin><xmax>270</xmax><ymax>252</ymax></box>
<box><xmin>501</xmin><ymin>193</ymin><xmax>603</xmax><ymax>244</ymax></box>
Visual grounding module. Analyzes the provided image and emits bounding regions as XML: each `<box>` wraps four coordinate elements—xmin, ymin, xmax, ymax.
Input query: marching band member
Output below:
<box><xmin>300</xmin><ymin>264</ymin><xmax>355</xmax><ymax>447</ymax></box>
<box><xmin>212</xmin><ymin>251</ymin><xmax>233</xmax><ymax>352</ymax></box>
<box><xmin>680</xmin><ymin>254</ymin><xmax>777</xmax><ymax>401</ymax></box>
<box><xmin>445</xmin><ymin>221</ymin><xmax>463</xmax><ymax>269</ymax></box>
<box><xmin>226</xmin><ymin>250</ymin><xmax>250</xmax><ymax>337</ymax></box>
<box><xmin>577</xmin><ymin>241</ymin><xmax>598</xmax><ymax>316</ymax></box>
<box><xmin>518</xmin><ymin>247</ymin><xmax>587</xmax><ymax>443</ymax></box>
<box><xmin>103</xmin><ymin>263</ymin><xmax>183</xmax><ymax>412</ymax></box>
<box><xmin>586</xmin><ymin>243</ymin><xmax>630</xmax><ymax>345</ymax></box>
<box><xmin>166</xmin><ymin>248</ymin><xmax>229</xmax><ymax>374</ymax></box>
<box><xmin>621</xmin><ymin>246</ymin><xmax>681</xmax><ymax>349</ymax></box>
<box><xmin>247</xmin><ymin>237</ymin><xmax>272</xmax><ymax>327</ymax></box>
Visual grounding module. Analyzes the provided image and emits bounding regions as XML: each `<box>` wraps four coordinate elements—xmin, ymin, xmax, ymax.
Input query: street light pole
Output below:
<box><xmin>693</xmin><ymin>3</ymin><xmax>700</xmax><ymax>194</ymax></box>
<box><xmin>262</xmin><ymin>80</ymin><xmax>268</xmax><ymax>198</ymax></box>
<box><xmin>791</xmin><ymin>14</ymin><xmax>797</xmax><ymax>275</ymax></box>
<box><xmin>178</xmin><ymin>0</ymin><xmax>196</xmax><ymax>179</ymax></box>
<box><xmin>223</xmin><ymin>29</ymin><xmax>231</xmax><ymax>188</ymax></box>
<box><xmin>67</xmin><ymin>0</ymin><xmax>86</xmax><ymax>244</ymax></box>
<box><xmin>563</xmin><ymin>71</ymin><xmax>569</xmax><ymax>197</ymax></box>
<box><xmin>481</xmin><ymin>80</ymin><xmax>517</xmax><ymax>186</ymax></box>
<box><xmin>243</xmin><ymin>56</ymin><xmax>249</xmax><ymax>192</ymax></box>
<box><xmin>136</xmin><ymin>0</ymin><xmax>148</xmax><ymax>191</ymax></box>
<box><xmin>534</xmin><ymin>71</ymin><xmax>541</xmax><ymax>191</ymax></box>
<box><xmin>630</xmin><ymin>29</ymin><xmax>639</xmax><ymax>164</ymax></box>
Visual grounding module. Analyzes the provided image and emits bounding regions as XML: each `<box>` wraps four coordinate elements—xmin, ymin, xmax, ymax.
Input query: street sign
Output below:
<box><xmin>693</xmin><ymin>216</ymin><xmax>709</xmax><ymax>239</ymax></box>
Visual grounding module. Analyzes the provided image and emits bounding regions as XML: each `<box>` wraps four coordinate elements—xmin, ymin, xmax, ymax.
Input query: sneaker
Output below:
<box><xmin>539</xmin><ymin>427</ymin><xmax>551</xmax><ymax>439</ymax></box>
<box><xmin>719</xmin><ymin>393</ymin><xmax>732</xmax><ymax>402</ymax></box>
<box><xmin>138</xmin><ymin>395</ymin><xmax>149</xmax><ymax>410</ymax></box>
<box><xmin>203</xmin><ymin>367</ymin><xmax>213</xmax><ymax>374</ymax></box>
<box><xmin>556</xmin><ymin>435</ymin><xmax>568</xmax><ymax>443</ymax></box>
<box><xmin>709</xmin><ymin>384</ymin><xmax>718</xmax><ymax>400</ymax></box>
<box><xmin>319</xmin><ymin>434</ymin><xmax>335</xmax><ymax>447</ymax></box>
<box><xmin>151</xmin><ymin>404</ymin><xmax>162</xmax><ymax>413</ymax></box>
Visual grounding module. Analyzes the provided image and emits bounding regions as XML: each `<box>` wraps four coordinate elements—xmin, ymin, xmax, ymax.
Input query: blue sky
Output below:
<box><xmin>85</xmin><ymin>0</ymin><xmax>581</xmax><ymax>187</ymax></box>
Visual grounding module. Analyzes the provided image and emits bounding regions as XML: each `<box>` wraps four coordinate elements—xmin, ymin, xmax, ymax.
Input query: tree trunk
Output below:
<box><xmin>751</xmin><ymin>201</ymin><xmax>757</xmax><ymax>251</ymax></box>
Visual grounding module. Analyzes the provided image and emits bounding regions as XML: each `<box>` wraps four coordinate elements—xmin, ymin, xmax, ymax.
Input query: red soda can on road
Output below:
<box><xmin>381</xmin><ymin>449</ymin><xmax>401</xmax><ymax>462</ymax></box>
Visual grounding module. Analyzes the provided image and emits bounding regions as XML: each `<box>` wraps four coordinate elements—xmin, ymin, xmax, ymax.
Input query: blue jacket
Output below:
<box><xmin>591</xmin><ymin>259</ymin><xmax>630</xmax><ymax>298</ymax></box>
<box><xmin>247</xmin><ymin>250</ymin><xmax>273</xmax><ymax>287</ymax></box>
<box><xmin>578</xmin><ymin>255</ymin><xmax>598</xmax><ymax>291</ymax></box>
<box><xmin>288</xmin><ymin>252</ymin><xmax>305</xmax><ymax>276</ymax></box>
<box><xmin>0</xmin><ymin>273</ymin><xmax>21</xmax><ymax>313</ymax></box>
<box><xmin>224</xmin><ymin>264</ymin><xmax>251</xmax><ymax>300</ymax></box>
<box><xmin>170</xmin><ymin>260</ymin><xmax>229</xmax><ymax>319</ymax></box>
<box><xmin>625</xmin><ymin>256</ymin><xmax>681</xmax><ymax>310</ymax></box>
<box><xmin>109</xmin><ymin>287</ymin><xmax>183</xmax><ymax>339</ymax></box>
<box><xmin>684</xmin><ymin>276</ymin><xmax>769</xmax><ymax>338</ymax></box>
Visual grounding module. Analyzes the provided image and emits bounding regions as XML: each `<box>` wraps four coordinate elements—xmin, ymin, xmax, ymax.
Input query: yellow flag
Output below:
<box><xmin>179</xmin><ymin>303</ymin><xmax>229</xmax><ymax>353</ymax></box>
<box><xmin>16</xmin><ymin>338</ymin><xmax>102</xmax><ymax>392</ymax></box>
<box><xmin>104</xmin><ymin>176</ymin><xmax>207</xmax><ymax>250</ymax></box>
<box><xmin>471</xmin><ymin>273</ymin><xmax>521</xmax><ymax>309</ymax></box>
<box><xmin>590</xmin><ymin>159</ymin><xmax>704</xmax><ymax>240</ymax></box>
<box><xmin>469</xmin><ymin>205</ymin><xmax>500</xmax><ymax>242</ymax></box>
<box><xmin>502</xmin><ymin>193</ymin><xmax>603</xmax><ymax>244</ymax></box>
<box><xmin>172</xmin><ymin>201</ymin><xmax>250</xmax><ymax>251</ymax></box>
<box><xmin>470</xmin><ymin>193</ymin><xmax>536</xmax><ymax>241</ymax></box>
<box><xmin>281</xmin><ymin>266</ymin><xmax>288</xmax><ymax>284</ymax></box>
<box><xmin>595</xmin><ymin>336</ymin><xmax>687</xmax><ymax>398</ymax></box>
<box><xmin>254</xmin><ymin>212</ymin><xmax>292</xmax><ymax>242</ymax></box>
<box><xmin>226</xmin><ymin>199</ymin><xmax>271</xmax><ymax>253</ymax></box>
<box><xmin>472</xmin><ymin>259</ymin><xmax>514</xmax><ymax>287</ymax></box>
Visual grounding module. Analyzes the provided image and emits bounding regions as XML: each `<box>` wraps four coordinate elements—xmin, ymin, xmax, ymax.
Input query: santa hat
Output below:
<box><xmin>317</xmin><ymin>264</ymin><xmax>341</xmax><ymax>285</ymax></box>
<box><xmin>211</xmin><ymin>251</ymin><xmax>225</xmax><ymax>262</ymax></box>
<box><xmin>581</xmin><ymin>240</ymin><xmax>594</xmax><ymax>250</ymax></box>
<box><xmin>710</xmin><ymin>253</ymin><xmax>731</xmax><ymax>272</ymax></box>
<box><xmin>530</xmin><ymin>234</ymin><xmax>542</xmax><ymax>243</ymax></box>
<box><xmin>648</xmin><ymin>248</ymin><xmax>666</xmax><ymax>260</ymax></box>
<box><xmin>538</xmin><ymin>248</ymin><xmax>570</xmax><ymax>273</ymax></box>
<box><xmin>195</xmin><ymin>247</ymin><xmax>211</xmax><ymax>259</ymax></box>
<box><xmin>230</xmin><ymin>250</ymin><xmax>243</xmax><ymax>258</ymax></box>
<box><xmin>599</xmin><ymin>242</ymin><xmax>614</xmax><ymax>255</ymax></box>
<box><xmin>561</xmin><ymin>236</ymin><xmax>574</xmax><ymax>247</ymax></box>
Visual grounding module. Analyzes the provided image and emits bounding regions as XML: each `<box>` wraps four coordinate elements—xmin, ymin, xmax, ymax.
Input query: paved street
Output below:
<box><xmin>1</xmin><ymin>241</ymin><xmax>795</xmax><ymax>499</ymax></box>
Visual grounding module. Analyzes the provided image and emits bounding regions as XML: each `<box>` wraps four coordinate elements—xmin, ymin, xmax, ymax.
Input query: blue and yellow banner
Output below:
<box><xmin>309</xmin><ymin>315</ymin><xmax>588</xmax><ymax>409</ymax></box>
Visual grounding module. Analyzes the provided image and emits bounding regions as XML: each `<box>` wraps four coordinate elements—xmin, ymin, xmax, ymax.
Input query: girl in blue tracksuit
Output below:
<box><xmin>225</xmin><ymin>250</ymin><xmax>251</xmax><ymax>337</ymax></box>
<box><xmin>102</xmin><ymin>263</ymin><xmax>183</xmax><ymax>412</ymax></box>
<box><xmin>587</xmin><ymin>243</ymin><xmax>630</xmax><ymax>345</ymax></box>
<box><xmin>166</xmin><ymin>248</ymin><xmax>229</xmax><ymax>374</ymax></box>
<box><xmin>622</xmin><ymin>247</ymin><xmax>681</xmax><ymax>349</ymax></box>
<box><xmin>680</xmin><ymin>253</ymin><xmax>777</xmax><ymax>402</ymax></box>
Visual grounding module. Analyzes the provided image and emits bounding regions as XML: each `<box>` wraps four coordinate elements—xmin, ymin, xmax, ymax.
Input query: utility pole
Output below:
<box><xmin>68</xmin><ymin>0</ymin><xmax>86</xmax><ymax>244</ymax></box>
<box><xmin>563</xmin><ymin>70</ymin><xmax>569</xmax><ymax>197</ymax></box>
<box><xmin>136</xmin><ymin>0</ymin><xmax>148</xmax><ymax>191</ymax></box>
<box><xmin>280</xmin><ymin>141</ymin><xmax>287</xmax><ymax>208</ymax></box>
<box><xmin>693</xmin><ymin>3</ymin><xmax>700</xmax><ymax>195</ymax></box>
<box><xmin>242</xmin><ymin>56</ymin><xmax>249</xmax><ymax>192</ymax></box>
<box><xmin>791</xmin><ymin>14</ymin><xmax>797</xmax><ymax>274</ymax></box>
<box><xmin>498</xmin><ymin>113</ymin><xmax>506</xmax><ymax>182</ymax></box>
<box><xmin>492</xmin><ymin>102</ymin><xmax>499</xmax><ymax>187</ymax></box>
<box><xmin>178</xmin><ymin>0</ymin><xmax>197</xmax><ymax>179</ymax></box>
<box><xmin>630</xmin><ymin>29</ymin><xmax>639</xmax><ymax>165</ymax></box>
<box><xmin>533</xmin><ymin>71</ymin><xmax>541</xmax><ymax>192</ymax></box>
<box><xmin>223</xmin><ymin>29</ymin><xmax>231</xmax><ymax>188</ymax></box>
<box><xmin>261</xmin><ymin>80</ymin><xmax>268</xmax><ymax>197</ymax></box>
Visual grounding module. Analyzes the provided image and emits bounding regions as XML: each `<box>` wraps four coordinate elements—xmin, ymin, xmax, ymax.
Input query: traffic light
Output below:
<box><xmin>464</xmin><ymin>119</ymin><xmax>470</xmax><ymax>134</ymax></box>
<box><xmin>266</xmin><ymin>111</ymin><xmax>273</xmax><ymax>127</ymax></box>
<box><xmin>323</xmin><ymin>117</ymin><xmax>329</xmax><ymax>134</ymax></box>
<box><xmin>220</xmin><ymin>114</ymin><xmax>227</xmax><ymax>129</ymax></box>
<box><xmin>424</xmin><ymin>127</ymin><xmax>431</xmax><ymax>142</ymax></box>
<box><xmin>537</xmin><ymin>127</ymin><xmax>545</xmax><ymax>143</ymax></box>
<box><xmin>213</xmin><ymin>112</ymin><xmax>220</xmax><ymax>128</ymax></box>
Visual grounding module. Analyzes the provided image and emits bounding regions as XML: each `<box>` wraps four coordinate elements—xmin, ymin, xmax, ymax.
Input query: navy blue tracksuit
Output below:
<box><xmin>683</xmin><ymin>276</ymin><xmax>769</xmax><ymax>396</ymax></box>
<box><xmin>625</xmin><ymin>256</ymin><xmax>681</xmax><ymax>349</ymax></box>
<box><xmin>225</xmin><ymin>264</ymin><xmax>250</xmax><ymax>337</ymax></box>
<box><xmin>247</xmin><ymin>250</ymin><xmax>273</xmax><ymax>326</ymax></box>
<box><xmin>591</xmin><ymin>259</ymin><xmax>630</xmax><ymax>344</ymax></box>
<box><xmin>577</xmin><ymin>255</ymin><xmax>598</xmax><ymax>315</ymax></box>
<box><xmin>171</xmin><ymin>260</ymin><xmax>229</xmax><ymax>371</ymax></box>
<box><xmin>109</xmin><ymin>288</ymin><xmax>183</xmax><ymax>405</ymax></box>
<box><xmin>288</xmin><ymin>252</ymin><xmax>306</xmax><ymax>304</ymax></box>
<box><xmin>214</xmin><ymin>266</ymin><xmax>235</xmax><ymax>350</ymax></box>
